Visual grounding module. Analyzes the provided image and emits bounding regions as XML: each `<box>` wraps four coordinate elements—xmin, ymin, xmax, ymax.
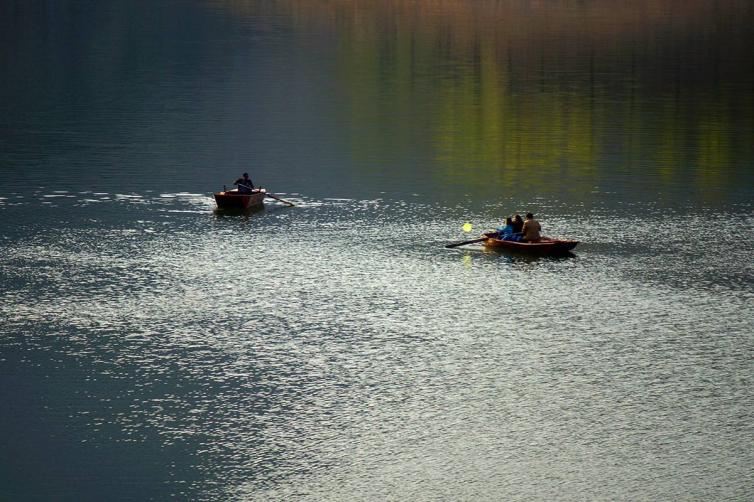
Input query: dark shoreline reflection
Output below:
<box><xmin>1</xmin><ymin>0</ymin><xmax>752</xmax><ymax>205</ymax></box>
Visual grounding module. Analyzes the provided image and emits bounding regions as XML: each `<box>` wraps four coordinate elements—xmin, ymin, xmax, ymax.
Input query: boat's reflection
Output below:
<box><xmin>212</xmin><ymin>204</ymin><xmax>265</xmax><ymax>220</ymax></box>
<box><xmin>457</xmin><ymin>246</ymin><xmax>577</xmax><ymax>265</ymax></box>
<box><xmin>484</xmin><ymin>247</ymin><xmax>578</xmax><ymax>262</ymax></box>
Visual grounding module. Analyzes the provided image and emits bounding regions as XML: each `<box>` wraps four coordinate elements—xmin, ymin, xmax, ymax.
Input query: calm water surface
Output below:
<box><xmin>1</xmin><ymin>1</ymin><xmax>753</xmax><ymax>500</ymax></box>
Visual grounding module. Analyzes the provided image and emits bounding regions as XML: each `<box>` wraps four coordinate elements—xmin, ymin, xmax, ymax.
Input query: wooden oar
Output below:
<box><xmin>445</xmin><ymin>236</ymin><xmax>489</xmax><ymax>249</ymax></box>
<box><xmin>265</xmin><ymin>192</ymin><xmax>295</xmax><ymax>206</ymax></box>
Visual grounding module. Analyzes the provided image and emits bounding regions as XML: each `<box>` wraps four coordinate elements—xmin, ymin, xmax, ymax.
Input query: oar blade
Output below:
<box><xmin>265</xmin><ymin>193</ymin><xmax>295</xmax><ymax>206</ymax></box>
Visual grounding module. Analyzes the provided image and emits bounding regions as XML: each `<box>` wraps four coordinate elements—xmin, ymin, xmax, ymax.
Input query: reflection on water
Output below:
<box><xmin>1</xmin><ymin>0</ymin><xmax>752</xmax><ymax>205</ymax></box>
<box><xmin>1</xmin><ymin>0</ymin><xmax>753</xmax><ymax>500</ymax></box>
<box><xmin>232</xmin><ymin>0</ymin><xmax>752</xmax><ymax>202</ymax></box>
<box><xmin>1</xmin><ymin>195</ymin><xmax>753</xmax><ymax>500</ymax></box>
<box><xmin>328</xmin><ymin>0</ymin><xmax>753</xmax><ymax>200</ymax></box>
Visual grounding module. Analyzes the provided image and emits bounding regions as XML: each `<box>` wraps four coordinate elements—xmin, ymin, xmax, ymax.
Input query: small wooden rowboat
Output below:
<box><xmin>213</xmin><ymin>188</ymin><xmax>266</xmax><ymax>211</ymax></box>
<box><xmin>483</xmin><ymin>232</ymin><xmax>578</xmax><ymax>255</ymax></box>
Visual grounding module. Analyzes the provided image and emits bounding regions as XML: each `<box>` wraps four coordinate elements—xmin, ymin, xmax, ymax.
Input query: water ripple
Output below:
<box><xmin>1</xmin><ymin>196</ymin><xmax>752</xmax><ymax>500</ymax></box>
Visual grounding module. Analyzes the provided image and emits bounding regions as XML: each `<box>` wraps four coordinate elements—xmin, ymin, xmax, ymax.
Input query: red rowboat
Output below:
<box><xmin>483</xmin><ymin>232</ymin><xmax>578</xmax><ymax>255</ymax></box>
<box><xmin>213</xmin><ymin>188</ymin><xmax>266</xmax><ymax>211</ymax></box>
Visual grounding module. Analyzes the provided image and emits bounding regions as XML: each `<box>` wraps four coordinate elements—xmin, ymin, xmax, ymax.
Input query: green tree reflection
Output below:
<box><xmin>219</xmin><ymin>0</ymin><xmax>754</xmax><ymax>201</ymax></box>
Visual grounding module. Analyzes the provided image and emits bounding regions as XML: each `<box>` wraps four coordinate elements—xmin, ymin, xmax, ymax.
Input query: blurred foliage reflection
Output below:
<box><xmin>212</xmin><ymin>0</ymin><xmax>753</xmax><ymax>199</ymax></box>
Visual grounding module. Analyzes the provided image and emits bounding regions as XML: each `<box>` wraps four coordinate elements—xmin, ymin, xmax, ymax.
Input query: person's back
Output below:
<box><xmin>511</xmin><ymin>214</ymin><xmax>524</xmax><ymax>234</ymax></box>
<box><xmin>497</xmin><ymin>217</ymin><xmax>515</xmax><ymax>240</ymax></box>
<box><xmin>521</xmin><ymin>213</ymin><xmax>541</xmax><ymax>242</ymax></box>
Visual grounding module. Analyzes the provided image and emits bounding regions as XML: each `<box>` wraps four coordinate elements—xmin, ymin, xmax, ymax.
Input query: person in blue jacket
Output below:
<box><xmin>497</xmin><ymin>217</ymin><xmax>515</xmax><ymax>240</ymax></box>
<box><xmin>496</xmin><ymin>216</ymin><xmax>523</xmax><ymax>241</ymax></box>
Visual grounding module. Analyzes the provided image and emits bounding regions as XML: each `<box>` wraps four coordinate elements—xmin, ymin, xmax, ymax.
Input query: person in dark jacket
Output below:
<box><xmin>511</xmin><ymin>214</ymin><xmax>524</xmax><ymax>234</ymax></box>
<box><xmin>234</xmin><ymin>173</ymin><xmax>254</xmax><ymax>193</ymax></box>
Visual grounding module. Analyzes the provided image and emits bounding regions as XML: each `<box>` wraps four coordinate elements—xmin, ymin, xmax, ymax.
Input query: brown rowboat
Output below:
<box><xmin>213</xmin><ymin>188</ymin><xmax>266</xmax><ymax>211</ymax></box>
<box><xmin>483</xmin><ymin>232</ymin><xmax>578</xmax><ymax>255</ymax></box>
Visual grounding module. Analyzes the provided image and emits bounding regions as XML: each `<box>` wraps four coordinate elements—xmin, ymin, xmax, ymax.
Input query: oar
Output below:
<box><xmin>264</xmin><ymin>192</ymin><xmax>295</xmax><ymax>206</ymax></box>
<box><xmin>234</xmin><ymin>183</ymin><xmax>254</xmax><ymax>193</ymax></box>
<box><xmin>445</xmin><ymin>236</ymin><xmax>489</xmax><ymax>248</ymax></box>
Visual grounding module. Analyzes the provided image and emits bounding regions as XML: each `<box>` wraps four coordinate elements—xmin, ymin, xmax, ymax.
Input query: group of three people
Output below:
<box><xmin>497</xmin><ymin>213</ymin><xmax>541</xmax><ymax>242</ymax></box>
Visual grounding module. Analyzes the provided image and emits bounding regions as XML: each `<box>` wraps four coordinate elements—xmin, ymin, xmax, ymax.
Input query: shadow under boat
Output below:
<box><xmin>483</xmin><ymin>247</ymin><xmax>578</xmax><ymax>262</ymax></box>
<box><xmin>212</xmin><ymin>203</ymin><xmax>265</xmax><ymax>218</ymax></box>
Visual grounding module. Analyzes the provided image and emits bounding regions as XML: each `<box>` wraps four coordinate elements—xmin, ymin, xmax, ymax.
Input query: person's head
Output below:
<box><xmin>513</xmin><ymin>214</ymin><xmax>522</xmax><ymax>222</ymax></box>
<box><xmin>505</xmin><ymin>217</ymin><xmax>513</xmax><ymax>225</ymax></box>
<box><xmin>526</xmin><ymin>212</ymin><xmax>534</xmax><ymax>219</ymax></box>
<box><xmin>243</xmin><ymin>172</ymin><xmax>249</xmax><ymax>179</ymax></box>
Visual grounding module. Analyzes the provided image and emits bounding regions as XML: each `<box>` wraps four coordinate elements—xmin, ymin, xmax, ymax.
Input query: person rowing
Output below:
<box><xmin>497</xmin><ymin>217</ymin><xmax>514</xmax><ymax>239</ymax></box>
<box><xmin>496</xmin><ymin>217</ymin><xmax>522</xmax><ymax>241</ymax></box>
<box><xmin>495</xmin><ymin>214</ymin><xmax>525</xmax><ymax>241</ymax></box>
<box><xmin>234</xmin><ymin>172</ymin><xmax>255</xmax><ymax>194</ymax></box>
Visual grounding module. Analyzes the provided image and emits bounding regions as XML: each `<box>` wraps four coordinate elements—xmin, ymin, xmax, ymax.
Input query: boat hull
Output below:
<box><xmin>213</xmin><ymin>189</ymin><xmax>266</xmax><ymax>211</ymax></box>
<box><xmin>484</xmin><ymin>234</ymin><xmax>578</xmax><ymax>255</ymax></box>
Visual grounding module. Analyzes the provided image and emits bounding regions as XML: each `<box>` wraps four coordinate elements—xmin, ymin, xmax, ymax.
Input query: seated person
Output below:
<box><xmin>496</xmin><ymin>218</ymin><xmax>522</xmax><ymax>241</ymax></box>
<box><xmin>234</xmin><ymin>172</ymin><xmax>254</xmax><ymax>193</ymax></box>
<box><xmin>497</xmin><ymin>217</ymin><xmax>515</xmax><ymax>240</ymax></box>
<box><xmin>521</xmin><ymin>212</ymin><xmax>542</xmax><ymax>242</ymax></box>
<box><xmin>511</xmin><ymin>214</ymin><xmax>524</xmax><ymax>234</ymax></box>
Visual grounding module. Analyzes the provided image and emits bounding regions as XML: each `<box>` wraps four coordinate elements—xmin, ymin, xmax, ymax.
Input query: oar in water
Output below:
<box><xmin>264</xmin><ymin>191</ymin><xmax>295</xmax><ymax>206</ymax></box>
<box><xmin>445</xmin><ymin>236</ymin><xmax>489</xmax><ymax>249</ymax></box>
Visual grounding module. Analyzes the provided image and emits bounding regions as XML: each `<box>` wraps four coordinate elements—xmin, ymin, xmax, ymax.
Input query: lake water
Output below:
<box><xmin>1</xmin><ymin>1</ymin><xmax>753</xmax><ymax>500</ymax></box>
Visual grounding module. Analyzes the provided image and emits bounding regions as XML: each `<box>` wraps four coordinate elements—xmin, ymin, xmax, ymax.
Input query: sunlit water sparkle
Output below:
<box><xmin>1</xmin><ymin>194</ymin><xmax>752</xmax><ymax>500</ymax></box>
<box><xmin>2</xmin><ymin>0</ymin><xmax>753</xmax><ymax>498</ymax></box>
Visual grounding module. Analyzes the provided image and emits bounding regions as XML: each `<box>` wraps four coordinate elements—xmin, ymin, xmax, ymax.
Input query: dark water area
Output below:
<box><xmin>1</xmin><ymin>1</ymin><xmax>753</xmax><ymax>500</ymax></box>
<box><xmin>2</xmin><ymin>0</ymin><xmax>753</xmax><ymax>206</ymax></box>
